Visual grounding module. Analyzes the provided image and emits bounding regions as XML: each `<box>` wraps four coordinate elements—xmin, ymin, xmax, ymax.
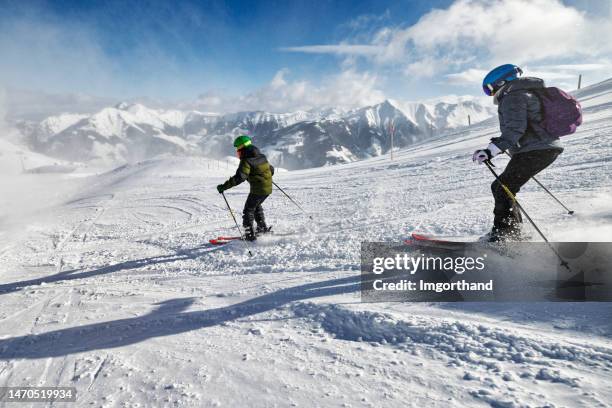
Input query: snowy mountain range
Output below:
<box><xmin>16</xmin><ymin>98</ymin><xmax>495</xmax><ymax>169</ymax></box>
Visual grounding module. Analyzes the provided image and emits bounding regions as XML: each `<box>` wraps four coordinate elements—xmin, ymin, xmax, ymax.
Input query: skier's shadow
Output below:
<box><xmin>0</xmin><ymin>275</ymin><xmax>361</xmax><ymax>360</ymax></box>
<box><xmin>0</xmin><ymin>244</ymin><xmax>217</xmax><ymax>295</ymax></box>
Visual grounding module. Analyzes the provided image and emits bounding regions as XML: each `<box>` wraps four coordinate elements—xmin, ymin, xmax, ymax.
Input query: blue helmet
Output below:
<box><xmin>482</xmin><ymin>64</ymin><xmax>523</xmax><ymax>96</ymax></box>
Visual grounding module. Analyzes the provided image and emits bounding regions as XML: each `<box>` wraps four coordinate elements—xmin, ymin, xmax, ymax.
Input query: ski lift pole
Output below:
<box><xmin>503</xmin><ymin>152</ymin><xmax>574</xmax><ymax>215</ymax></box>
<box><xmin>389</xmin><ymin>122</ymin><xmax>394</xmax><ymax>161</ymax></box>
<box><xmin>272</xmin><ymin>181</ymin><xmax>313</xmax><ymax>220</ymax></box>
<box><xmin>221</xmin><ymin>192</ymin><xmax>253</xmax><ymax>257</ymax></box>
<box><xmin>484</xmin><ymin>160</ymin><xmax>570</xmax><ymax>271</ymax></box>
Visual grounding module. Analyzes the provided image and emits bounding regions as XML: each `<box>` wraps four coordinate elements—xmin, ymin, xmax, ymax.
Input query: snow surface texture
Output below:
<box><xmin>0</xmin><ymin>78</ymin><xmax>611</xmax><ymax>407</ymax></box>
<box><xmin>16</xmin><ymin>98</ymin><xmax>496</xmax><ymax>170</ymax></box>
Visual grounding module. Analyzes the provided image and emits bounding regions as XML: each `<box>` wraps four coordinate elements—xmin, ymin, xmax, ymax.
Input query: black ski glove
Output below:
<box><xmin>216</xmin><ymin>184</ymin><xmax>224</xmax><ymax>194</ymax></box>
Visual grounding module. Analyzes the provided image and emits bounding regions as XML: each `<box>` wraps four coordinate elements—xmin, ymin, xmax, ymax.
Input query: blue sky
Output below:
<box><xmin>1</xmin><ymin>0</ymin><xmax>611</xmax><ymax>115</ymax></box>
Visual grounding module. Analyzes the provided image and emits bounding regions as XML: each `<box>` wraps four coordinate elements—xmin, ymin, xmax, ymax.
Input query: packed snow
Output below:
<box><xmin>0</xmin><ymin>78</ymin><xmax>611</xmax><ymax>407</ymax></box>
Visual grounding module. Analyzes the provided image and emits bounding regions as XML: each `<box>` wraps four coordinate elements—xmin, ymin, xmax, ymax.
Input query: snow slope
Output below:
<box><xmin>0</xmin><ymin>137</ymin><xmax>69</xmax><ymax>175</ymax></box>
<box><xmin>0</xmin><ymin>78</ymin><xmax>611</xmax><ymax>407</ymax></box>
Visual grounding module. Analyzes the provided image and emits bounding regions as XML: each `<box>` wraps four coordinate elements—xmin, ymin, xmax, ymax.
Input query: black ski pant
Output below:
<box><xmin>491</xmin><ymin>149</ymin><xmax>561</xmax><ymax>230</ymax></box>
<box><xmin>243</xmin><ymin>193</ymin><xmax>269</xmax><ymax>228</ymax></box>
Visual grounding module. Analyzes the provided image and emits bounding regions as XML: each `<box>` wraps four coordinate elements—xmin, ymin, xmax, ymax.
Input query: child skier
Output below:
<box><xmin>473</xmin><ymin>64</ymin><xmax>564</xmax><ymax>242</ymax></box>
<box><xmin>217</xmin><ymin>135</ymin><xmax>274</xmax><ymax>241</ymax></box>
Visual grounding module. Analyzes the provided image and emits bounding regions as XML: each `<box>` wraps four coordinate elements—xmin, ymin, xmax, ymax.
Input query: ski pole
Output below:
<box><xmin>529</xmin><ymin>175</ymin><xmax>574</xmax><ymax>215</ymax></box>
<box><xmin>272</xmin><ymin>181</ymin><xmax>313</xmax><ymax>220</ymax></box>
<box><xmin>221</xmin><ymin>192</ymin><xmax>253</xmax><ymax>257</ymax></box>
<box><xmin>484</xmin><ymin>160</ymin><xmax>571</xmax><ymax>271</ymax></box>
<box><xmin>503</xmin><ymin>152</ymin><xmax>574</xmax><ymax>215</ymax></box>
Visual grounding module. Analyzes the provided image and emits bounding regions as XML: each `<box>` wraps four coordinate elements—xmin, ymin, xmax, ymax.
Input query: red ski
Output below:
<box><xmin>209</xmin><ymin>236</ymin><xmax>242</xmax><ymax>245</ymax></box>
<box><xmin>408</xmin><ymin>233</ymin><xmax>454</xmax><ymax>244</ymax></box>
<box><xmin>405</xmin><ymin>232</ymin><xmax>470</xmax><ymax>249</ymax></box>
<box><xmin>208</xmin><ymin>227</ymin><xmax>275</xmax><ymax>245</ymax></box>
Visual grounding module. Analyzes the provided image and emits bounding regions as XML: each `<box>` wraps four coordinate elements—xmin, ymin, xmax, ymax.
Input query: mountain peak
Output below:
<box><xmin>115</xmin><ymin>102</ymin><xmax>131</xmax><ymax>110</ymax></box>
<box><xmin>380</xmin><ymin>99</ymin><xmax>397</xmax><ymax>109</ymax></box>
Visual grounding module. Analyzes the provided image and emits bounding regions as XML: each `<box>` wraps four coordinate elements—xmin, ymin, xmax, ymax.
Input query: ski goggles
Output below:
<box><xmin>483</xmin><ymin>83</ymin><xmax>497</xmax><ymax>96</ymax></box>
<box><xmin>483</xmin><ymin>80</ymin><xmax>510</xmax><ymax>96</ymax></box>
<box><xmin>483</xmin><ymin>67</ymin><xmax>523</xmax><ymax>96</ymax></box>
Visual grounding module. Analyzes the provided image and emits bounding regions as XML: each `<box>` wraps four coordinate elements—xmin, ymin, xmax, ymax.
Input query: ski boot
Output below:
<box><xmin>479</xmin><ymin>230</ymin><xmax>504</xmax><ymax>243</ymax></box>
<box><xmin>244</xmin><ymin>225</ymin><xmax>257</xmax><ymax>241</ymax></box>
<box><xmin>480</xmin><ymin>225</ymin><xmax>526</xmax><ymax>243</ymax></box>
<box><xmin>256</xmin><ymin>223</ymin><xmax>272</xmax><ymax>236</ymax></box>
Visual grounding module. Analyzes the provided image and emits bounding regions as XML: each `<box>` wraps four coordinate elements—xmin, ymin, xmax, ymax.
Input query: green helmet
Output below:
<box><xmin>233</xmin><ymin>135</ymin><xmax>252</xmax><ymax>150</ymax></box>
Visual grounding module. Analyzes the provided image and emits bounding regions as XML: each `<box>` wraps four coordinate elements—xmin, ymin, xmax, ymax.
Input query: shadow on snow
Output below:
<box><xmin>0</xmin><ymin>245</ymin><xmax>218</xmax><ymax>295</ymax></box>
<box><xmin>0</xmin><ymin>275</ymin><xmax>361</xmax><ymax>360</ymax></box>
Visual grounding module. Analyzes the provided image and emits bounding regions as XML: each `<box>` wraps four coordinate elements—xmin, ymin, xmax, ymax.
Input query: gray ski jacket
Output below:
<box><xmin>491</xmin><ymin>77</ymin><xmax>564</xmax><ymax>155</ymax></box>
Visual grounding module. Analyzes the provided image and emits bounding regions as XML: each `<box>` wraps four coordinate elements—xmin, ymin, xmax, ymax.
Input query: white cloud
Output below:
<box><xmin>188</xmin><ymin>69</ymin><xmax>386</xmax><ymax>113</ymax></box>
<box><xmin>269</xmin><ymin>69</ymin><xmax>287</xmax><ymax>89</ymax></box>
<box><xmin>445</xmin><ymin>69</ymin><xmax>489</xmax><ymax>85</ymax></box>
<box><xmin>0</xmin><ymin>4</ymin><xmax>224</xmax><ymax>103</ymax></box>
<box><xmin>0</xmin><ymin>15</ymin><xmax>119</xmax><ymax>97</ymax></box>
<box><xmin>4</xmin><ymin>88</ymin><xmax>117</xmax><ymax>121</ymax></box>
<box><xmin>281</xmin><ymin>0</ymin><xmax>612</xmax><ymax>81</ymax></box>
<box><xmin>546</xmin><ymin>63</ymin><xmax>611</xmax><ymax>72</ymax></box>
<box><xmin>0</xmin><ymin>87</ymin><xmax>6</xmax><ymax>134</ymax></box>
<box><xmin>403</xmin><ymin>57</ymin><xmax>440</xmax><ymax>78</ymax></box>
<box><xmin>401</xmin><ymin>0</ymin><xmax>612</xmax><ymax>64</ymax></box>
<box><xmin>279</xmin><ymin>44</ymin><xmax>379</xmax><ymax>56</ymax></box>
<box><xmin>341</xmin><ymin>10</ymin><xmax>392</xmax><ymax>34</ymax></box>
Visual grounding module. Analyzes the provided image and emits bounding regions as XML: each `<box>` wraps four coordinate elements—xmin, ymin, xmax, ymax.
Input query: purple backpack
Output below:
<box><xmin>532</xmin><ymin>87</ymin><xmax>582</xmax><ymax>137</ymax></box>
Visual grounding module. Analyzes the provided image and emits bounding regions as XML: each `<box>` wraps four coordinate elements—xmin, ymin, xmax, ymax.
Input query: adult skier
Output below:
<box><xmin>217</xmin><ymin>135</ymin><xmax>274</xmax><ymax>241</ymax></box>
<box><xmin>473</xmin><ymin>64</ymin><xmax>564</xmax><ymax>241</ymax></box>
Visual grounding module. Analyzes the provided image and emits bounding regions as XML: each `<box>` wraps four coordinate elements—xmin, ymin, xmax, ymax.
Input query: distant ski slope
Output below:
<box><xmin>0</xmin><ymin>77</ymin><xmax>611</xmax><ymax>407</ymax></box>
